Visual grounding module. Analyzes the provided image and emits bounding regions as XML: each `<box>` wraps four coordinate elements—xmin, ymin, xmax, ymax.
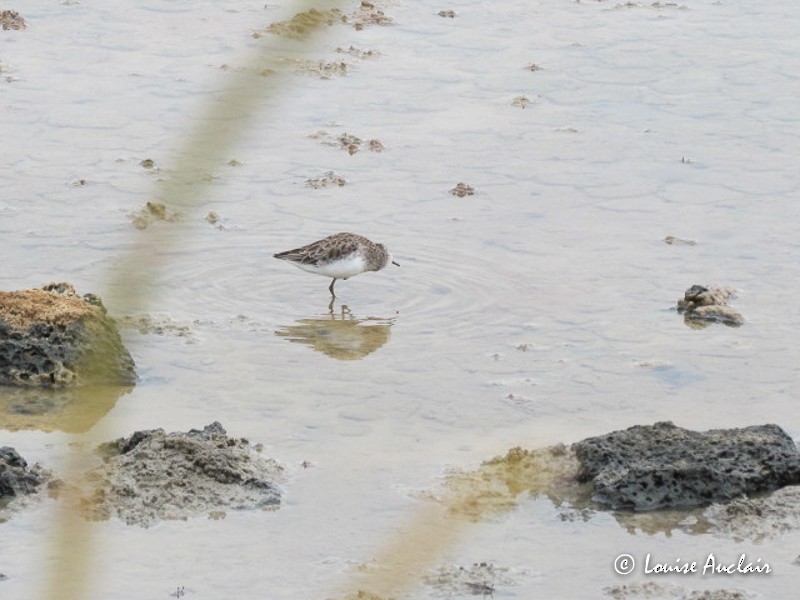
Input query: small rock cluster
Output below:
<box><xmin>0</xmin><ymin>446</ymin><xmax>48</xmax><ymax>499</ymax></box>
<box><xmin>676</xmin><ymin>284</ymin><xmax>744</xmax><ymax>327</ymax></box>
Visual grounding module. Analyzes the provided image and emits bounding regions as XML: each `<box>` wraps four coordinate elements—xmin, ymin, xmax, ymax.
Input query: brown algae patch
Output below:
<box><xmin>0</xmin><ymin>285</ymin><xmax>96</xmax><ymax>331</ymax></box>
<box><xmin>441</xmin><ymin>445</ymin><xmax>584</xmax><ymax>520</ymax></box>
<box><xmin>130</xmin><ymin>201</ymin><xmax>182</xmax><ymax>230</ymax></box>
<box><xmin>341</xmin><ymin>448</ymin><xmax>578</xmax><ymax>599</ymax></box>
<box><xmin>283</xmin><ymin>57</ymin><xmax>351</xmax><ymax>78</ymax></box>
<box><xmin>258</xmin><ymin>2</ymin><xmax>393</xmax><ymax>38</ymax></box>
<box><xmin>220</xmin><ymin>58</ymin><xmax>352</xmax><ymax>80</ymax></box>
<box><xmin>260</xmin><ymin>8</ymin><xmax>346</xmax><ymax>39</ymax></box>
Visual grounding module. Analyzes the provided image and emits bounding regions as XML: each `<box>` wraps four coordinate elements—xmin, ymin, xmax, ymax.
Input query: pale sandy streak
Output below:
<box><xmin>43</xmin><ymin>3</ymin><xmax>342</xmax><ymax>599</ymax></box>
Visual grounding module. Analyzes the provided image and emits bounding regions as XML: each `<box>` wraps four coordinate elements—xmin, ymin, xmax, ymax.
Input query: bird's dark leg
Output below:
<box><xmin>328</xmin><ymin>278</ymin><xmax>337</xmax><ymax>297</ymax></box>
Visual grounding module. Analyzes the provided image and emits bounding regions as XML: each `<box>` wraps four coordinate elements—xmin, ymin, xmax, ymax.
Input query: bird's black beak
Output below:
<box><xmin>392</xmin><ymin>260</ymin><xmax>400</xmax><ymax>267</ymax></box>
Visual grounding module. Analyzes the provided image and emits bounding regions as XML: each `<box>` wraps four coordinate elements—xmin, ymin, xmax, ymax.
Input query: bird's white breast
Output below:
<box><xmin>293</xmin><ymin>254</ymin><xmax>367</xmax><ymax>279</ymax></box>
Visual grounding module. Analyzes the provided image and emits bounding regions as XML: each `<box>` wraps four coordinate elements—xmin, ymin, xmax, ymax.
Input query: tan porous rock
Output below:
<box><xmin>0</xmin><ymin>283</ymin><xmax>136</xmax><ymax>387</ymax></box>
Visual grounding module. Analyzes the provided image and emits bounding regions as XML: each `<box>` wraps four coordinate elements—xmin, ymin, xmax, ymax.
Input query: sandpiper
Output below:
<box><xmin>274</xmin><ymin>232</ymin><xmax>399</xmax><ymax>297</ymax></box>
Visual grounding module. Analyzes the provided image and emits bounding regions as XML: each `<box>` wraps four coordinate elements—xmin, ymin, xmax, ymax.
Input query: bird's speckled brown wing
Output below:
<box><xmin>273</xmin><ymin>233</ymin><xmax>370</xmax><ymax>266</ymax></box>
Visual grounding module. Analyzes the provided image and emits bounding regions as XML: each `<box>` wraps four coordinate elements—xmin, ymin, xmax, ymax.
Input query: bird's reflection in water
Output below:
<box><xmin>275</xmin><ymin>304</ymin><xmax>394</xmax><ymax>360</ymax></box>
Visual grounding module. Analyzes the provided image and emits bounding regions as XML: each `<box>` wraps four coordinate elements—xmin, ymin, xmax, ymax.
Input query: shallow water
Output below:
<box><xmin>2</xmin><ymin>0</ymin><xmax>800</xmax><ymax>598</ymax></box>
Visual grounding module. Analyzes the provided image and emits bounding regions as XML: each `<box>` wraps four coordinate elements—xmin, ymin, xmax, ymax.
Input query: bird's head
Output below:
<box><xmin>376</xmin><ymin>243</ymin><xmax>400</xmax><ymax>270</ymax></box>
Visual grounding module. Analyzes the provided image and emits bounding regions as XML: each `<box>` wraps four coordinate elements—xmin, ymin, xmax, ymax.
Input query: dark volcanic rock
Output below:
<box><xmin>0</xmin><ymin>282</ymin><xmax>136</xmax><ymax>387</ymax></box>
<box><xmin>84</xmin><ymin>422</ymin><xmax>283</xmax><ymax>527</ymax></box>
<box><xmin>0</xmin><ymin>446</ymin><xmax>48</xmax><ymax>498</ymax></box>
<box><xmin>574</xmin><ymin>422</ymin><xmax>800</xmax><ymax>510</ymax></box>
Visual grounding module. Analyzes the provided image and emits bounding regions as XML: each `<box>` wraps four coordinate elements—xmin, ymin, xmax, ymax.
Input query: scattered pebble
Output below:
<box><xmin>450</xmin><ymin>182</ymin><xmax>475</xmax><ymax>197</ymax></box>
<box><xmin>0</xmin><ymin>447</ymin><xmax>49</xmax><ymax>499</ymax></box>
<box><xmin>422</xmin><ymin>562</ymin><xmax>518</xmax><ymax>596</ymax></box>
<box><xmin>118</xmin><ymin>314</ymin><xmax>195</xmax><ymax>341</ymax></box>
<box><xmin>338</xmin><ymin>133</ymin><xmax>362</xmax><ymax>154</ymax></box>
<box><xmin>335</xmin><ymin>45</ymin><xmax>378</xmax><ymax>59</ymax></box>
<box><xmin>1</xmin><ymin>10</ymin><xmax>26</xmax><ymax>30</ymax></box>
<box><xmin>306</xmin><ymin>171</ymin><xmax>346</xmax><ymax>188</ymax></box>
<box><xmin>130</xmin><ymin>201</ymin><xmax>181</xmax><ymax>230</ymax></box>
<box><xmin>511</xmin><ymin>95</ymin><xmax>532</xmax><ymax>108</ymax></box>
<box><xmin>351</xmin><ymin>1</ymin><xmax>393</xmax><ymax>30</ymax></box>
<box><xmin>664</xmin><ymin>235</ymin><xmax>697</xmax><ymax>246</ymax></box>
<box><xmin>311</xmin><ymin>130</ymin><xmax>385</xmax><ymax>154</ymax></box>
<box><xmin>705</xmin><ymin>486</ymin><xmax>800</xmax><ymax>542</ymax></box>
<box><xmin>0</xmin><ymin>60</ymin><xmax>18</xmax><ymax>83</ymax></box>
<box><xmin>340</xmin><ymin>591</ymin><xmax>386</xmax><ymax>600</ymax></box>
<box><xmin>606</xmin><ymin>582</ymin><xmax>753</xmax><ymax>599</ymax></box>
<box><xmin>309</xmin><ymin>59</ymin><xmax>349</xmax><ymax>79</ymax></box>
